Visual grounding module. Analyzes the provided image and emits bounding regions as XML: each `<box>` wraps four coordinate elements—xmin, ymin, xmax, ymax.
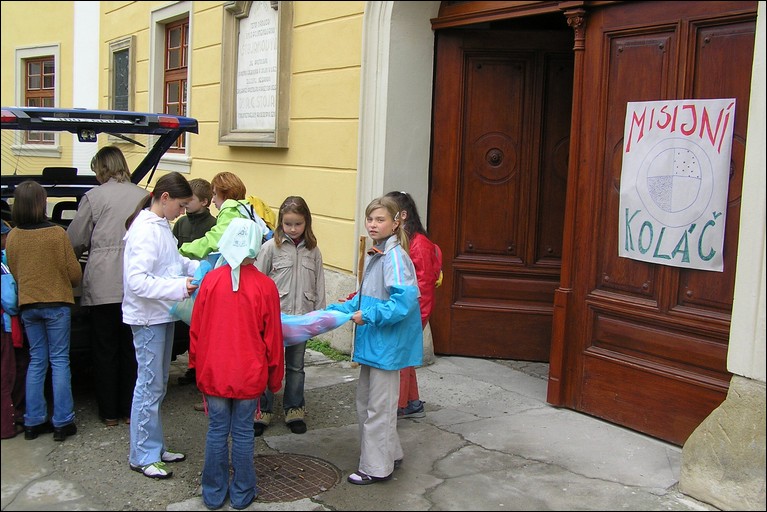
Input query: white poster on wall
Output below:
<box><xmin>618</xmin><ymin>99</ymin><xmax>736</xmax><ymax>272</ymax></box>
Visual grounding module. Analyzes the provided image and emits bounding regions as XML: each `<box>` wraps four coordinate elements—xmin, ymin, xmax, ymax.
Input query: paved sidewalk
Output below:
<box><xmin>1</xmin><ymin>353</ymin><xmax>718</xmax><ymax>511</ymax></box>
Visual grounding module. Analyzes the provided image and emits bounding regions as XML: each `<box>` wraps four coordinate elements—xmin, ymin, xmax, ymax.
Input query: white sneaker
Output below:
<box><xmin>130</xmin><ymin>461</ymin><xmax>173</xmax><ymax>479</ymax></box>
<box><xmin>161</xmin><ymin>450</ymin><xmax>186</xmax><ymax>463</ymax></box>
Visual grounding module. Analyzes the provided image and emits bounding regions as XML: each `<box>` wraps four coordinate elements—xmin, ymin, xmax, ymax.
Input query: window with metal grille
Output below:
<box><xmin>110</xmin><ymin>37</ymin><xmax>135</xmax><ymax>111</ymax></box>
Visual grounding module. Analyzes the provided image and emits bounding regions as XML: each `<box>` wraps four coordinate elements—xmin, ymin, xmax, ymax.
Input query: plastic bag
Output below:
<box><xmin>169</xmin><ymin>260</ymin><xmax>213</xmax><ymax>325</ymax></box>
<box><xmin>281</xmin><ymin>310</ymin><xmax>353</xmax><ymax>346</ymax></box>
<box><xmin>206</xmin><ymin>252</ymin><xmax>223</xmax><ymax>268</ymax></box>
<box><xmin>170</xmin><ymin>296</ymin><xmax>195</xmax><ymax>325</ymax></box>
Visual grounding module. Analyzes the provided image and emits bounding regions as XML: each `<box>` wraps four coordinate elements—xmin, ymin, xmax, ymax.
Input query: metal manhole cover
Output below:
<box><xmin>255</xmin><ymin>454</ymin><xmax>341</xmax><ymax>502</ymax></box>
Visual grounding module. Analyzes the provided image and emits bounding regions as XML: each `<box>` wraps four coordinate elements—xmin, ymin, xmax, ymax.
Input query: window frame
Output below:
<box><xmin>24</xmin><ymin>56</ymin><xmax>56</xmax><ymax>144</ymax></box>
<box><xmin>12</xmin><ymin>45</ymin><xmax>61</xmax><ymax>158</ymax></box>
<box><xmin>149</xmin><ymin>1</ymin><xmax>192</xmax><ymax>172</ymax></box>
<box><xmin>163</xmin><ymin>18</ymin><xmax>189</xmax><ymax>152</ymax></box>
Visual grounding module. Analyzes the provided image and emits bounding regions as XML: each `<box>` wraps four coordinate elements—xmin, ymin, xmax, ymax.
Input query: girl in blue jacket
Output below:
<box><xmin>327</xmin><ymin>196</ymin><xmax>423</xmax><ymax>485</ymax></box>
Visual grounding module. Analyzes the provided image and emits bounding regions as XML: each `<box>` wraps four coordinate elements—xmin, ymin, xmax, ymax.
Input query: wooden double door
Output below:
<box><xmin>428</xmin><ymin>1</ymin><xmax>757</xmax><ymax>445</ymax></box>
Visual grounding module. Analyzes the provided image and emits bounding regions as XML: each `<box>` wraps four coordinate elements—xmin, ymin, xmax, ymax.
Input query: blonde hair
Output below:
<box><xmin>91</xmin><ymin>146</ymin><xmax>131</xmax><ymax>183</ymax></box>
<box><xmin>365</xmin><ymin>196</ymin><xmax>409</xmax><ymax>253</ymax></box>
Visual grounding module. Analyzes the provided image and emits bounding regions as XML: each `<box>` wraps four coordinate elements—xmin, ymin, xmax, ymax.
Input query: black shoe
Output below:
<box><xmin>53</xmin><ymin>422</ymin><xmax>77</xmax><ymax>442</ymax></box>
<box><xmin>177</xmin><ymin>368</ymin><xmax>196</xmax><ymax>386</ymax></box>
<box><xmin>287</xmin><ymin>420</ymin><xmax>307</xmax><ymax>434</ymax></box>
<box><xmin>24</xmin><ymin>421</ymin><xmax>54</xmax><ymax>440</ymax></box>
<box><xmin>253</xmin><ymin>422</ymin><xmax>266</xmax><ymax>437</ymax></box>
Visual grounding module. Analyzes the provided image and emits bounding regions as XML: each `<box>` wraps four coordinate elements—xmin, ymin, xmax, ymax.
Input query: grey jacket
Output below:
<box><xmin>67</xmin><ymin>179</ymin><xmax>148</xmax><ymax>306</ymax></box>
<box><xmin>256</xmin><ymin>234</ymin><xmax>326</xmax><ymax>315</ymax></box>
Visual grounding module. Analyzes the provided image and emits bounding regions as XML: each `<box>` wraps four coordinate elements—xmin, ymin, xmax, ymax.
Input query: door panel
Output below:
<box><xmin>430</xmin><ymin>30</ymin><xmax>574</xmax><ymax>361</ymax></box>
<box><xmin>596</xmin><ymin>31</ymin><xmax>676</xmax><ymax>301</ymax></box>
<box><xmin>551</xmin><ymin>1</ymin><xmax>756</xmax><ymax>445</ymax></box>
<box><xmin>459</xmin><ymin>54</ymin><xmax>528</xmax><ymax>259</ymax></box>
<box><xmin>676</xmin><ymin>20</ymin><xmax>754</xmax><ymax>315</ymax></box>
<box><xmin>536</xmin><ymin>55</ymin><xmax>573</xmax><ymax>265</ymax></box>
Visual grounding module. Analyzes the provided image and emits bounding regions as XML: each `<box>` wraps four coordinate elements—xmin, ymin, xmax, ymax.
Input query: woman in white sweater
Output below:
<box><xmin>122</xmin><ymin>172</ymin><xmax>199</xmax><ymax>480</ymax></box>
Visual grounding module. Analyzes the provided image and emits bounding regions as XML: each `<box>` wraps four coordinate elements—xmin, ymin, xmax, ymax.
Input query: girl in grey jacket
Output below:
<box><xmin>255</xmin><ymin>196</ymin><xmax>325</xmax><ymax>435</ymax></box>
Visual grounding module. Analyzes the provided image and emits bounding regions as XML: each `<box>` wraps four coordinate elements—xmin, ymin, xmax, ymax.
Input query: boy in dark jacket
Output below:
<box><xmin>172</xmin><ymin>178</ymin><xmax>217</xmax><ymax>246</ymax></box>
<box><xmin>173</xmin><ymin>178</ymin><xmax>216</xmax><ymax>383</ymax></box>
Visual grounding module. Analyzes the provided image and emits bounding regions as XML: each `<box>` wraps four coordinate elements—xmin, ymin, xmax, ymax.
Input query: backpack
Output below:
<box><xmin>245</xmin><ymin>196</ymin><xmax>276</xmax><ymax>231</ymax></box>
<box><xmin>434</xmin><ymin>243</ymin><xmax>443</xmax><ymax>288</ymax></box>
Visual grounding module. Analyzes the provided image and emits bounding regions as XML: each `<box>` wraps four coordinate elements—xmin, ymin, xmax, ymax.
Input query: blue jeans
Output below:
<box><xmin>261</xmin><ymin>341</ymin><xmax>304</xmax><ymax>412</ymax></box>
<box><xmin>21</xmin><ymin>306</ymin><xmax>75</xmax><ymax>428</ymax></box>
<box><xmin>129</xmin><ymin>323</ymin><xmax>174</xmax><ymax>467</ymax></box>
<box><xmin>202</xmin><ymin>395</ymin><xmax>258</xmax><ymax>509</ymax></box>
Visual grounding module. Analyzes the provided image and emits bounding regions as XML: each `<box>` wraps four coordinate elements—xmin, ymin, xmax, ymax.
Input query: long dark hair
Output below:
<box><xmin>384</xmin><ymin>191</ymin><xmax>427</xmax><ymax>238</ymax></box>
<box><xmin>12</xmin><ymin>180</ymin><xmax>48</xmax><ymax>227</ymax></box>
<box><xmin>125</xmin><ymin>172</ymin><xmax>193</xmax><ymax>229</ymax></box>
<box><xmin>274</xmin><ymin>196</ymin><xmax>317</xmax><ymax>249</ymax></box>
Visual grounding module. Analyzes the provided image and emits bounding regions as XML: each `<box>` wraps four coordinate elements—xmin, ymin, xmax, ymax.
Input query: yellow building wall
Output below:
<box><xmin>0</xmin><ymin>2</ymin><xmax>74</xmax><ymax>106</ymax></box>
<box><xmin>97</xmin><ymin>1</ymin><xmax>364</xmax><ymax>274</ymax></box>
<box><xmin>0</xmin><ymin>1</ymin><xmax>76</xmax><ymax>175</ymax></box>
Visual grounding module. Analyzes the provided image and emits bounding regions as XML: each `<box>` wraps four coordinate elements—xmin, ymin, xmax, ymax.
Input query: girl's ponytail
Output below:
<box><xmin>125</xmin><ymin>193</ymin><xmax>151</xmax><ymax>230</ymax></box>
<box><xmin>124</xmin><ymin>172</ymin><xmax>192</xmax><ymax>230</ymax></box>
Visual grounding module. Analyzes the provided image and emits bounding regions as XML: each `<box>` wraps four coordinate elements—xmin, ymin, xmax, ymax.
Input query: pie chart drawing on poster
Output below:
<box><xmin>636</xmin><ymin>138</ymin><xmax>713</xmax><ymax>228</ymax></box>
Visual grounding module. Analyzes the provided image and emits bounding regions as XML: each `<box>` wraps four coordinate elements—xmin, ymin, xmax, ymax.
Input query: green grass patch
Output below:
<box><xmin>306</xmin><ymin>339</ymin><xmax>351</xmax><ymax>362</ymax></box>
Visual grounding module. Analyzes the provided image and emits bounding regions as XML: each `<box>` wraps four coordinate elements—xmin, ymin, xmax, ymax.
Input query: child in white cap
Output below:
<box><xmin>189</xmin><ymin>217</ymin><xmax>284</xmax><ymax>510</ymax></box>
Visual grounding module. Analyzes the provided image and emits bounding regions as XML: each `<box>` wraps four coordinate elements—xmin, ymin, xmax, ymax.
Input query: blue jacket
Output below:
<box><xmin>327</xmin><ymin>235</ymin><xmax>422</xmax><ymax>370</ymax></box>
<box><xmin>1</xmin><ymin>250</ymin><xmax>18</xmax><ymax>332</ymax></box>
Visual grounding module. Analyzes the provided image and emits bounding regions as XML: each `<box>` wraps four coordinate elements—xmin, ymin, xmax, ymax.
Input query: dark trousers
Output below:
<box><xmin>1</xmin><ymin>329</ymin><xmax>28</xmax><ymax>438</ymax></box>
<box><xmin>171</xmin><ymin>320</ymin><xmax>190</xmax><ymax>360</ymax></box>
<box><xmin>90</xmin><ymin>303</ymin><xmax>137</xmax><ymax>420</ymax></box>
<box><xmin>1</xmin><ymin>329</ymin><xmax>18</xmax><ymax>437</ymax></box>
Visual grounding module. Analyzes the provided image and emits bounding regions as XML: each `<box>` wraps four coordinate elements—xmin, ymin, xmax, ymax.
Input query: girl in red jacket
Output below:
<box><xmin>384</xmin><ymin>191</ymin><xmax>442</xmax><ymax>419</ymax></box>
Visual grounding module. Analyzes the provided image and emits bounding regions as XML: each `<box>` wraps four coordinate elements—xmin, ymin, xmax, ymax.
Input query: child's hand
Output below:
<box><xmin>338</xmin><ymin>291</ymin><xmax>357</xmax><ymax>303</ymax></box>
<box><xmin>186</xmin><ymin>277</ymin><xmax>199</xmax><ymax>295</ymax></box>
<box><xmin>352</xmin><ymin>311</ymin><xmax>364</xmax><ymax>325</ymax></box>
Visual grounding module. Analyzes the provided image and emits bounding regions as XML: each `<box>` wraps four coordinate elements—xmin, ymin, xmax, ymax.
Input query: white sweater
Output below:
<box><xmin>122</xmin><ymin>209</ymin><xmax>200</xmax><ymax>326</ymax></box>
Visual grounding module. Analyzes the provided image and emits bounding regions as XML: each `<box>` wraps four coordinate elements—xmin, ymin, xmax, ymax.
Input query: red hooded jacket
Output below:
<box><xmin>190</xmin><ymin>264</ymin><xmax>284</xmax><ymax>399</ymax></box>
